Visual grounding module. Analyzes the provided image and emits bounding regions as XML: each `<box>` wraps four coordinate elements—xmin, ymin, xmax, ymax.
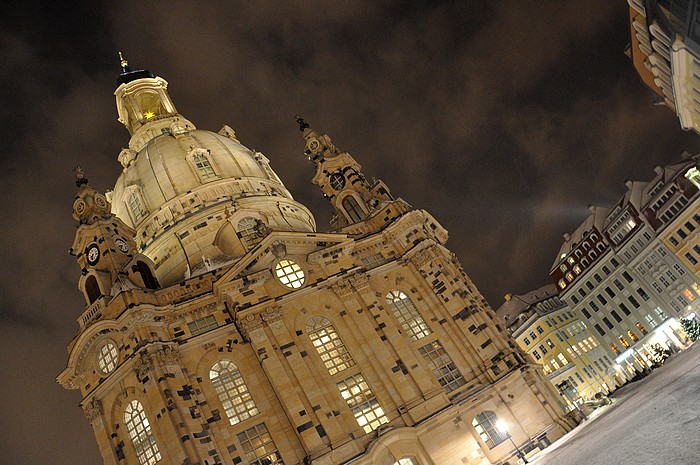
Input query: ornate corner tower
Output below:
<box><xmin>59</xmin><ymin>57</ymin><xmax>573</xmax><ymax>465</ymax></box>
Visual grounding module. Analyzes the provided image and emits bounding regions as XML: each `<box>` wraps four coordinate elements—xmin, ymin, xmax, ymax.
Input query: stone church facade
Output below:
<box><xmin>58</xmin><ymin>58</ymin><xmax>573</xmax><ymax>465</ymax></box>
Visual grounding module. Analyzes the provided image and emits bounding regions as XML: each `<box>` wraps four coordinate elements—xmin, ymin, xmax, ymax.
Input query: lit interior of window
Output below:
<box><xmin>307</xmin><ymin>316</ymin><xmax>355</xmax><ymax>375</ymax></box>
<box><xmin>386</xmin><ymin>290</ymin><xmax>431</xmax><ymax>340</ymax></box>
<box><xmin>275</xmin><ymin>259</ymin><xmax>305</xmax><ymax>289</ymax></box>
<box><xmin>97</xmin><ymin>341</ymin><xmax>119</xmax><ymax>374</ymax></box>
<box><xmin>337</xmin><ymin>373</ymin><xmax>388</xmax><ymax>433</ymax></box>
<box><xmin>210</xmin><ymin>360</ymin><xmax>259</xmax><ymax>425</ymax></box>
<box><xmin>236</xmin><ymin>423</ymin><xmax>284</xmax><ymax>465</ymax></box>
<box><xmin>124</xmin><ymin>400</ymin><xmax>161</xmax><ymax>465</ymax></box>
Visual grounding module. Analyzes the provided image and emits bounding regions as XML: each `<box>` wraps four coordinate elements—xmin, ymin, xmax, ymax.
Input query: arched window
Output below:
<box><xmin>341</xmin><ymin>195</ymin><xmax>365</xmax><ymax>223</ymax></box>
<box><xmin>192</xmin><ymin>152</ymin><xmax>216</xmax><ymax>179</ymax></box>
<box><xmin>307</xmin><ymin>316</ymin><xmax>355</xmax><ymax>375</ymax></box>
<box><xmin>210</xmin><ymin>360</ymin><xmax>259</xmax><ymax>425</ymax></box>
<box><xmin>237</xmin><ymin>217</ymin><xmax>263</xmax><ymax>250</ymax></box>
<box><xmin>124</xmin><ymin>400</ymin><xmax>161</xmax><ymax>465</ymax></box>
<box><xmin>85</xmin><ymin>275</ymin><xmax>101</xmax><ymax>304</ymax></box>
<box><xmin>136</xmin><ymin>261</ymin><xmax>159</xmax><ymax>290</ymax></box>
<box><xmin>386</xmin><ymin>290</ymin><xmax>431</xmax><ymax>341</ymax></box>
<box><xmin>472</xmin><ymin>411</ymin><xmax>508</xmax><ymax>448</ymax></box>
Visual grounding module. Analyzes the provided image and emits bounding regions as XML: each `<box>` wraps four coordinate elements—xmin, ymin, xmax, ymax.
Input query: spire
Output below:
<box><xmin>296</xmin><ymin>117</ymin><xmax>339</xmax><ymax>162</ymax></box>
<box><xmin>118</xmin><ymin>51</ymin><xmax>131</xmax><ymax>74</ymax></box>
<box><xmin>116</xmin><ymin>52</ymin><xmax>155</xmax><ymax>85</ymax></box>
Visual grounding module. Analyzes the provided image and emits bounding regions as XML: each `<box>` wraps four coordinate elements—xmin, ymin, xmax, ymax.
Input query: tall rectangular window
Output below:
<box><xmin>337</xmin><ymin>374</ymin><xmax>388</xmax><ymax>433</ymax></box>
<box><xmin>236</xmin><ymin>423</ymin><xmax>284</xmax><ymax>465</ymax></box>
<box><xmin>418</xmin><ymin>340</ymin><xmax>465</xmax><ymax>392</ymax></box>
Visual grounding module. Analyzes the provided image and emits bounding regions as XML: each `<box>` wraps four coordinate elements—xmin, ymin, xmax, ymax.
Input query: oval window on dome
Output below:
<box><xmin>96</xmin><ymin>340</ymin><xmax>119</xmax><ymax>375</ymax></box>
<box><xmin>274</xmin><ymin>259</ymin><xmax>305</xmax><ymax>289</ymax></box>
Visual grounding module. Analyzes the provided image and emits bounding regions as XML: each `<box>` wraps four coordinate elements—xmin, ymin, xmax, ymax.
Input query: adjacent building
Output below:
<box><xmin>56</xmin><ymin>58</ymin><xmax>573</xmax><ymax>465</ymax></box>
<box><xmin>551</xmin><ymin>153</ymin><xmax>700</xmax><ymax>379</ymax></box>
<box><xmin>627</xmin><ymin>0</ymin><xmax>700</xmax><ymax>134</ymax></box>
<box><xmin>496</xmin><ymin>286</ymin><xmax>613</xmax><ymax>407</ymax></box>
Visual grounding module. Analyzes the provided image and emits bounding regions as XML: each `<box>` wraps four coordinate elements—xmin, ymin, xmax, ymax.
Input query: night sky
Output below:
<box><xmin>1</xmin><ymin>2</ymin><xmax>699</xmax><ymax>464</ymax></box>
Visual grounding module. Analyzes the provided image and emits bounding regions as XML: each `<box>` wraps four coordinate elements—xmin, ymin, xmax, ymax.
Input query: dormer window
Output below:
<box><xmin>187</xmin><ymin>148</ymin><xmax>218</xmax><ymax>182</ymax></box>
<box><xmin>685</xmin><ymin>167</ymin><xmax>700</xmax><ymax>188</ymax></box>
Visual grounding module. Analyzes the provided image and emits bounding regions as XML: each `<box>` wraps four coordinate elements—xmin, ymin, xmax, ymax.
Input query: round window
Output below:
<box><xmin>96</xmin><ymin>340</ymin><xmax>119</xmax><ymax>374</ymax></box>
<box><xmin>274</xmin><ymin>259</ymin><xmax>306</xmax><ymax>289</ymax></box>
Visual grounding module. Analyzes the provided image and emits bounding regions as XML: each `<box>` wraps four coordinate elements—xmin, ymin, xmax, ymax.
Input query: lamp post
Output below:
<box><xmin>496</xmin><ymin>420</ymin><xmax>528</xmax><ymax>464</ymax></box>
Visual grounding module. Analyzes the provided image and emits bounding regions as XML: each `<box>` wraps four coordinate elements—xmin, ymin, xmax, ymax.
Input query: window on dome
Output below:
<box><xmin>124</xmin><ymin>400</ymin><xmax>161</xmax><ymax>465</ymax></box>
<box><xmin>128</xmin><ymin>190</ymin><xmax>147</xmax><ymax>224</ymax></box>
<box><xmin>210</xmin><ymin>360</ymin><xmax>259</xmax><ymax>425</ymax></box>
<box><xmin>192</xmin><ymin>153</ymin><xmax>216</xmax><ymax>179</ymax></box>
<box><xmin>135</xmin><ymin>91</ymin><xmax>166</xmax><ymax>120</ymax></box>
<box><xmin>342</xmin><ymin>195</ymin><xmax>365</xmax><ymax>223</ymax></box>
<box><xmin>237</xmin><ymin>217</ymin><xmax>263</xmax><ymax>250</ymax></box>
<box><xmin>386</xmin><ymin>290</ymin><xmax>431</xmax><ymax>340</ymax></box>
<box><xmin>394</xmin><ymin>459</ymin><xmax>418</xmax><ymax>465</ymax></box>
<box><xmin>274</xmin><ymin>259</ymin><xmax>305</xmax><ymax>289</ymax></box>
<box><xmin>307</xmin><ymin>316</ymin><xmax>355</xmax><ymax>375</ymax></box>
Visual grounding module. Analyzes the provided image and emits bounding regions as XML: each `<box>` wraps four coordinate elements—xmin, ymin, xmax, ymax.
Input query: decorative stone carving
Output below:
<box><xmin>239</xmin><ymin>314</ymin><xmax>265</xmax><ymax>341</ymax></box>
<box><xmin>331</xmin><ymin>281</ymin><xmax>354</xmax><ymax>298</ymax></box>
<box><xmin>261</xmin><ymin>307</ymin><xmax>284</xmax><ymax>330</ymax></box>
<box><xmin>82</xmin><ymin>399</ymin><xmax>104</xmax><ymax>431</ymax></box>
<box><xmin>349</xmin><ymin>272</ymin><xmax>370</xmax><ymax>290</ymax></box>
<box><xmin>133</xmin><ymin>351</ymin><xmax>154</xmax><ymax>381</ymax></box>
<box><xmin>156</xmin><ymin>344</ymin><xmax>180</xmax><ymax>369</ymax></box>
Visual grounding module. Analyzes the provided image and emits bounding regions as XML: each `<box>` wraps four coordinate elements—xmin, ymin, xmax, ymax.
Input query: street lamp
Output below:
<box><xmin>495</xmin><ymin>420</ymin><xmax>528</xmax><ymax>464</ymax></box>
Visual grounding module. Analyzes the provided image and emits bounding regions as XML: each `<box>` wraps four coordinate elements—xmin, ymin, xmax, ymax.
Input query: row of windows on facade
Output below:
<box><xmin>558</xmin><ymin>254</ymin><xmax>623</xmax><ymax>291</ymax></box>
<box><xmin>667</xmin><ymin>213</ymin><xmax>700</xmax><ymax>246</ymax></box>
<box><xmin>521</xmin><ymin>311</ymin><xmax>577</xmax><ymax>346</ymax></box>
<box><xmin>110</xmin><ymin>292</ymin><xmax>470</xmax><ymax>465</ymax></box>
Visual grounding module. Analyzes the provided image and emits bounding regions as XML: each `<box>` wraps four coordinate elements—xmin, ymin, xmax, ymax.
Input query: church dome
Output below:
<box><xmin>108</xmin><ymin>58</ymin><xmax>315</xmax><ymax>286</ymax></box>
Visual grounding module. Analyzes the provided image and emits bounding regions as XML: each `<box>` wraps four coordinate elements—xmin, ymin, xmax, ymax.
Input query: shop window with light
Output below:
<box><xmin>386</xmin><ymin>290</ymin><xmax>431</xmax><ymax>340</ymax></box>
<box><xmin>210</xmin><ymin>360</ymin><xmax>259</xmax><ymax>425</ymax></box>
<box><xmin>337</xmin><ymin>373</ymin><xmax>388</xmax><ymax>433</ymax></box>
<box><xmin>274</xmin><ymin>259</ymin><xmax>305</xmax><ymax>289</ymax></box>
<box><xmin>124</xmin><ymin>400</ymin><xmax>161</xmax><ymax>465</ymax></box>
<box><xmin>610</xmin><ymin>343</ymin><xmax>620</xmax><ymax>355</ymax></box>
<box><xmin>635</xmin><ymin>322</ymin><xmax>647</xmax><ymax>335</ymax></box>
<box><xmin>618</xmin><ymin>336</ymin><xmax>630</xmax><ymax>348</ymax></box>
<box><xmin>341</xmin><ymin>195</ymin><xmax>365</xmax><ymax>223</ymax></box>
<box><xmin>237</xmin><ymin>423</ymin><xmax>284</xmax><ymax>465</ymax></box>
<box><xmin>307</xmin><ymin>316</ymin><xmax>355</xmax><ymax>376</ymax></box>
<box><xmin>472</xmin><ymin>411</ymin><xmax>508</xmax><ymax>448</ymax></box>
<box><xmin>418</xmin><ymin>340</ymin><xmax>465</xmax><ymax>393</ymax></box>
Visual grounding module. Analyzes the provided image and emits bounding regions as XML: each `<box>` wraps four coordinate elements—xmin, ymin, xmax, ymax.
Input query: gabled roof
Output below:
<box><xmin>551</xmin><ymin>206</ymin><xmax>610</xmax><ymax>272</ymax></box>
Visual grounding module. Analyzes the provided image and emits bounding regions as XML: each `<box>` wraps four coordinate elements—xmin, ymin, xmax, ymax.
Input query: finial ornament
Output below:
<box><xmin>295</xmin><ymin>115</ymin><xmax>310</xmax><ymax>132</ymax></box>
<box><xmin>73</xmin><ymin>166</ymin><xmax>89</xmax><ymax>187</ymax></box>
<box><xmin>118</xmin><ymin>51</ymin><xmax>130</xmax><ymax>73</ymax></box>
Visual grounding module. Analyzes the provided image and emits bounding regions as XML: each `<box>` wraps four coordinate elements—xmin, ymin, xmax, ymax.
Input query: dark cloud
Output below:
<box><xmin>1</xmin><ymin>2</ymin><xmax>699</xmax><ymax>464</ymax></box>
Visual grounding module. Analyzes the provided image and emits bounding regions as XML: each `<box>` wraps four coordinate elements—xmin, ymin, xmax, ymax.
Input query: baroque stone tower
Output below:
<box><xmin>58</xmin><ymin>58</ymin><xmax>573</xmax><ymax>465</ymax></box>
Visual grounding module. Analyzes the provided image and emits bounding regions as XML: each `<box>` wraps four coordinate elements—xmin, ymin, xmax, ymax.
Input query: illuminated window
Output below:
<box><xmin>386</xmin><ymin>290</ymin><xmax>431</xmax><ymax>340</ymax></box>
<box><xmin>337</xmin><ymin>373</ymin><xmax>388</xmax><ymax>433</ymax></box>
<box><xmin>618</xmin><ymin>336</ymin><xmax>630</xmax><ymax>348</ymax></box>
<box><xmin>128</xmin><ymin>190</ymin><xmax>147</xmax><ymax>224</ymax></box>
<box><xmin>574</xmin><ymin>265</ymin><xmax>582</xmax><ymax>275</ymax></box>
<box><xmin>307</xmin><ymin>316</ymin><xmax>355</xmax><ymax>375</ymax></box>
<box><xmin>192</xmin><ymin>152</ymin><xmax>216</xmax><ymax>179</ymax></box>
<box><xmin>560</xmin><ymin>264</ymin><xmax>568</xmax><ymax>272</ymax></box>
<box><xmin>394</xmin><ymin>459</ymin><xmax>418</xmax><ymax>465</ymax></box>
<box><xmin>236</xmin><ymin>423</ymin><xmax>284</xmax><ymax>465</ymax></box>
<box><xmin>472</xmin><ymin>411</ymin><xmax>508</xmax><ymax>448</ymax></box>
<box><xmin>550</xmin><ymin>358</ymin><xmax>560</xmax><ymax>370</ymax></box>
<box><xmin>237</xmin><ymin>217</ymin><xmax>264</xmax><ymax>250</ymax></box>
<box><xmin>566</xmin><ymin>272</ymin><xmax>574</xmax><ymax>282</ymax></box>
<box><xmin>210</xmin><ymin>360</ymin><xmax>259</xmax><ymax>425</ymax></box>
<box><xmin>558</xmin><ymin>279</ymin><xmax>567</xmax><ymax>290</ymax></box>
<box><xmin>645</xmin><ymin>314</ymin><xmax>658</xmax><ymax>328</ymax></box>
<box><xmin>97</xmin><ymin>340</ymin><xmax>119</xmax><ymax>374</ymax></box>
<box><xmin>558</xmin><ymin>353</ymin><xmax>568</xmax><ymax>365</ymax></box>
<box><xmin>342</xmin><ymin>196</ymin><xmax>365</xmax><ymax>223</ymax></box>
<box><xmin>124</xmin><ymin>400</ymin><xmax>161</xmax><ymax>465</ymax></box>
<box><xmin>655</xmin><ymin>307</ymin><xmax>668</xmax><ymax>321</ymax></box>
<box><xmin>567</xmin><ymin>257</ymin><xmax>575</xmax><ymax>265</ymax></box>
<box><xmin>610</xmin><ymin>343</ymin><xmax>620</xmax><ymax>355</ymax></box>
<box><xmin>418</xmin><ymin>340</ymin><xmax>465</xmax><ymax>392</ymax></box>
<box><xmin>635</xmin><ymin>322</ymin><xmax>647</xmax><ymax>335</ymax></box>
<box><xmin>274</xmin><ymin>259</ymin><xmax>305</xmax><ymax>289</ymax></box>
<box><xmin>685</xmin><ymin>167</ymin><xmax>700</xmax><ymax>188</ymax></box>
<box><xmin>627</xmin><ymin>330</ymin><xmax>638</xmax><ymax>342</ymax></box>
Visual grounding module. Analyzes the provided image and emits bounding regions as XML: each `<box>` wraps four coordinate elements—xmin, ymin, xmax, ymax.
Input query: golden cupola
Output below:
<box><xmin>109</xmin><ymin>55</ymin><xmax>316</xmax><ymax>287</ymax></box>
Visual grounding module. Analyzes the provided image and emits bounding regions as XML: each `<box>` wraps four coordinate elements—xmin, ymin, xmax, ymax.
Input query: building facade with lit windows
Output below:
<box><xmin>551</xmin><ymin>155</ymin><xmax>700</xmax><ymax>379</ymax></box>
<box><xmin>627</xmin><ymin>0</ymin><xmax>700</xmax><ymax>134</ymax></box>
<box><xmin>56</xmin><ymin>59</ymin><xmax>573</xmax><ymax>465</ymax></box>
<box><xmin>496</xmin><ymin>286</ymin><xmax>612</xmax><ymax>406</ymax></box>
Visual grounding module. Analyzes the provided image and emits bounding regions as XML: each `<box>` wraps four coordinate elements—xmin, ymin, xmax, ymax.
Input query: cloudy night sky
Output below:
<box><xmin>1</xmin><ymin>1</ymin><xmax>699</xmax><ymax>464</ymax></box>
